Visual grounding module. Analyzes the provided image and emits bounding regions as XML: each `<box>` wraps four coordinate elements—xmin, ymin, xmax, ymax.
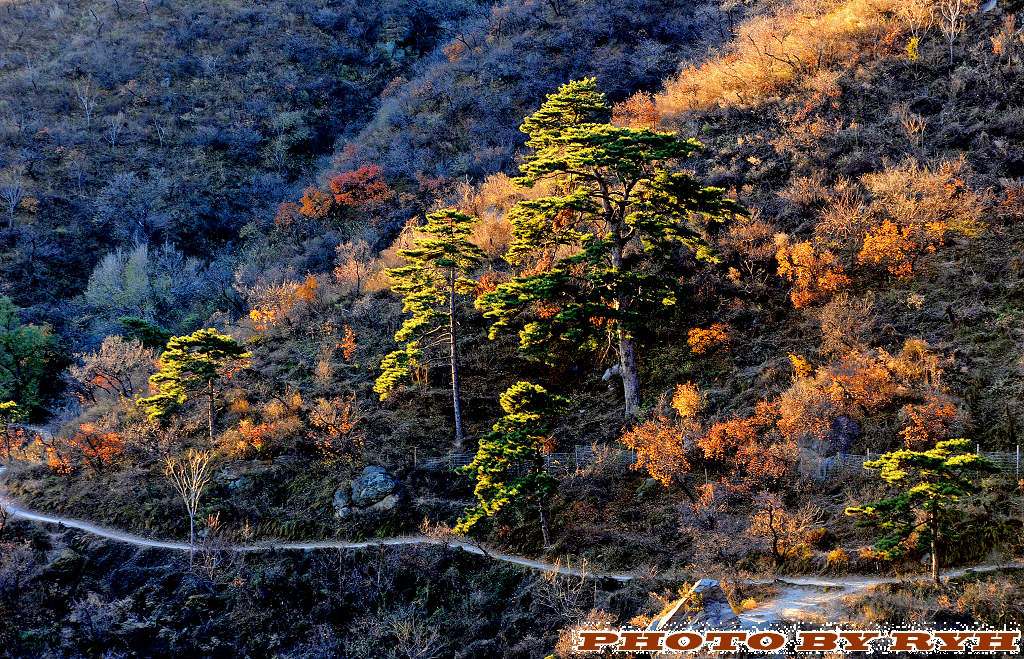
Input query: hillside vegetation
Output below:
<box><xmin>3</xmin><ymin>0</ymin><xmax>1024</xmax><ymax>655</ymax></box>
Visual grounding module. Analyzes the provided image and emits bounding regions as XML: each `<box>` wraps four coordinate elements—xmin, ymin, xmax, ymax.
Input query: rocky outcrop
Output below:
<box><xmin>333</xmin><ymin>466</ymin><xmax>403</xmax><ymax>518</ymax></box>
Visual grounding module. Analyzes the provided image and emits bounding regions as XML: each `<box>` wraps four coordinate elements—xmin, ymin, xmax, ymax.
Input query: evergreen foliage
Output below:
<box><xmin>477</xmin><ymin>79</ymin><xmax>745</xmax><ymax>417</ymax></box>
<box><xmin>375</xmin><ymin>209</ymin><xmax>484</xmax><ymax>445</ymax></box>
<box><xmin>456</xmin><ymin>381</ymin><xmax>568</xmax><ymax>546</ymax></box>
<box><xmin>138</xmin><ymin>329</ymin><xmax>249</xmax><ymax>444</ymax></box>
<box><xmin>846</xmin><ymin>438</ymin><xmax>999</xmax><ymax>583</ymax></box>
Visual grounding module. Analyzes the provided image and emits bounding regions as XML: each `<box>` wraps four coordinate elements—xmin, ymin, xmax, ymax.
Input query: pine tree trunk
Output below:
<box><xmin>449</xmin><ymin>273</ymin><xmax>465</xmax><ymax>448</ymax></box>
<box><xmin>611</xmin><ymin>241</ymin><xmax>641</xmax><ymax>418</ymax></box>
<box><xmin>207</xmin><ymin>380</ymin><xmax>215</xmax><ymax>445</ymax></box>
<box><xmin>539</xmin><ymin>499</ymin><xmax>552</xmax><ymax>548</ymax></box>
<box><xmin>931</xmin><ymin>508</ymin><xmax>940</xmax><ymax>585</ymax></box>
<box><xmin>619</xmin><ymin>329</ymin><xmax>641</xmax><ymax>418</ymax></box>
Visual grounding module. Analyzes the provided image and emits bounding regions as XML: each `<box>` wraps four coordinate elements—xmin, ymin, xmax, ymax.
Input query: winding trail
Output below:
<box><xmin>1</xmin><ymin>464</ymin><xmax>1019</xmax><ymax>622</ymax></box>
<box><xmin>0</xmin><ymin>465</ymin><xmax>628</xmax><ymax>581</ymax></box>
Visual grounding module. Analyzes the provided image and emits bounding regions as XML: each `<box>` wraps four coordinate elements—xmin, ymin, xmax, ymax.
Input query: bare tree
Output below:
<box><xmin>0</xmin><ymin>165</ymin><xmax>27</xmax><ymax>229</ymax></box>
<box><xmin>899</xmin><ymin>0</ymin><xmax>936</xmax><ymax>42</ymax></box>
<box><xmin>164</xmin><ymin>449</ymin><xmax>215</xmax><ymax>564</ymax></box>
<box><xmin>68</xmin><ymin>335</ymin><xmax>156</xmax><ymax>405</ymax></box>
<box><xmin>940</xmin><ymin>0</ymin><xmax>969</xmax><ymax>66</ymax></box>
<box><xmin>107</xmin><ymin>111</ymin><xmax>126</xmax><ymax>148</ymax></box>
<box><xmin>73</xmin><ymin>77</ymin><xmax>98</xmax><ymax>128</ymax></box>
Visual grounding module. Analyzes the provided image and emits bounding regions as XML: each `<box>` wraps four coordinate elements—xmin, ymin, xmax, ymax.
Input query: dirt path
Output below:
<box><xmin>1</xmin><ymin>465</ymin><xmax>1018</xmax><ymax>622</ymax></box>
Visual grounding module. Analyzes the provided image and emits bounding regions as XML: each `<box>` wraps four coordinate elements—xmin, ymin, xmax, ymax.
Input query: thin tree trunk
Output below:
<box><xmin>931</xmin><ymin>508</ymin><xmax>940</xmax><ymax>585</ymax></box>
<box><xmin>188</xmin><ymin>512</ymin><xmax>195</xmax><ymax>566</ymax></box>
<box><xmin>539</xmin><ymin>499</ymin><xmax>552</xmax><ymax>548</ymax></box>
<box><xmin>449</xmin><ymin>272</ymin><xmax>465</xmax><ymax>448</ymax></box>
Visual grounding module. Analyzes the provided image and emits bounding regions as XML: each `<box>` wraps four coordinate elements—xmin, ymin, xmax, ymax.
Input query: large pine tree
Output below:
<box><xmin>139</xmin><ymin>328</ymin><xmax>249</xmax><ymax>444</ymax></box>
<box><xmin>375</xmin><ymin>209</ymin><xmax>484</xmax><ymax>447</ymax></box>
<box><xmin>477</xmin><ymin>79</ymin><xmax>745</xmax><ymax>417</ymax></box>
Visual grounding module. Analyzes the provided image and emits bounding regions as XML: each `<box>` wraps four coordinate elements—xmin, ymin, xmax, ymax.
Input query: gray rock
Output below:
<box><xmin>651</xmin><ymin>579</ymin><xmax>740</xmax><ymax>631</ymax></box>
<box><xmin>351</xmin><ymin>466</ymin><xmax>398</xmax><ymax>507</ymax></box>
<box><xmin>364</xmin><ymin>493</ymin><xmax>402</xmax><ymax>514</ymax></box>
<box><xmin>332</xmin><ymin>488</ymin><xmax>352</xmax><ymax>519</ymax></box>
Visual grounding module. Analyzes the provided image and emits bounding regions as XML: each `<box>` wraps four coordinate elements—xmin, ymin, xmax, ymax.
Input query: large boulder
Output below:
<box><xmin>351</xmin><ymin>466</ymin><xmax>398</xmax><ymax>506</ymax></box>
<box><xmin>333</xmin><ymin>466</ymin><xmax>403</xmax><ymax>519</ymax></box>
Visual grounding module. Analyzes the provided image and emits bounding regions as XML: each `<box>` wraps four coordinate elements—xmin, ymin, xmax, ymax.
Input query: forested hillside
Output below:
<box><xmin>2</xmin><ymin>0</ymin><xmax>1024</xmax><ymax>656</ymax></box>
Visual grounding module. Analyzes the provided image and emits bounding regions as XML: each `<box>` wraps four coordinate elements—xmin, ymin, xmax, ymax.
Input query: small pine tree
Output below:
<box><xmin>375</xmin><ymin>209</ymin><xmax>484</xmax><ymax>447</ymax></box>
<box><xmin>138</xmin><ymin>329</ymin><xmax>249</xmax><ymax>444</ymax></box>
<box><xmin>456</xmin><ymin>381</ymin><xmax>568</xmax><ymax>547</ymax></box>
<box><xmin>477</xmin><ymin>78</ymin><xmax>745</xmax><ymax>418</ymax></box>
<box><xmin>846</xmin><ymin>438</ymin><xmax>998</xmax><ymax>584</ymax></box>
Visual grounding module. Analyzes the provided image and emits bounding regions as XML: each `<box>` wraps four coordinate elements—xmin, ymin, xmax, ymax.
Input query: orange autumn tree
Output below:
<box><xmin>612</xmin><ymin>91</ymin><xmax>659</xmax><ymax>129</ymax></box>
<box><xmin>248</xmin><ymin>274</ymin><xmax>319</xmax><ymax>331</ymax></box>
<box><xmin>620</xmin><ymin>383</ymin><xmax>704</xmax><ymax>487</ymax></box>
<box><xmin>900</xmin><ymin>396</ymin><xmax>961</xmax><ymax>447</ymax></box>
<box><xmin>329</xmin><ymin>164</ymin><xmax>390</xmax><ymax>207</ymax></box>
<box><xmin>775</xmin><ymin>239</ymin><xmax>850</xmax><ymax>308</ymax></box>
<box><xmin>308</xmin><ymin>396</ymin><xmax>364</xmax><ymax>462</ymax></box>
<box><xmin>36</xmin><ymin>432</ymin><xmax>72</xmax><ymax>474</ymax></box>
<box><xmin>687</xmin><ymin>323</ymin><xmax>730</xmax><ymax>355</ymax></box>
<box><xmin>298</xmin><ymin>186</ymin><xmax>334</xmax><ymax>220</ymax></box>
<box><xmin>857</xmin><ymin>219</ymin><xmax>946</xmax><ymax>278</ymax></box>
<box><xmin>69</xmin><ymin>423</ymin><xmax>125</xmax><ymax>474</ymax></box>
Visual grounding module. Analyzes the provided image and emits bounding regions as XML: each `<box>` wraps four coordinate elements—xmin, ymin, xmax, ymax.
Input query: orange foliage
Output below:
<box><xmin>776</xmin><ymin>240</ymin><xmax>850</xmax><ymax>308</ymax></box>
<box><xmin>857</xmin><ymin>219</ymin><xmax>947</xmax><ymax>278</ymax></box>
<box><xmin>236</xmin><ymin>419</ymin><xmax>277</xmax><ymax>455</ymax></box>
<box><xmin>900</xmin><ymin>397</ymin><xmax>960</xmax><ymax>447</ymax></box>
<box><xmin>789</xmin><ymin>353</ymin><xmax>812</xmax><ymax>378</ymax></box>
<box><xmin>696</xmin><ymin>416</ymin><xmax>758</xmax><ymax>462</ymax></box>
<box><xmin>687</xmin><ymin>323</ymin><xmax>730</xmax><ymax>355</ymax></box>
<box><xmin>274</xmin><ymin>201</ymin><xmax>301</xmax><ymax>229</ymax></box>
<box><xmin>69</xmin><ymin>423</ymin><xmax>124</xmax><ymax>474</ymax></box>
<box><xmin>823</xmin><ymin>350</ymin><xmax>898</xmax><ymax>415</ymax></box>
<box><xmin>671</xmin><ymin>382</ymin><xmax>704</xmax><ymax>419</ymax></box>
<box><xmin>329</xmin><ymin>164</ymin><xmax>389</xmax><ymax>206</ymax></box>
<box><xmin>308</xmin><ymin>396</ymin><xmax>364</xmax><ymax>462</ymax></box>
<box><xmin>474</xmin><ymin>271</ymin><xmax>503</xmax><ymax>298</ymax></box>
<box><xmin>998</xmin><ymin>182</ymin><xmax>1024</xmax><ymax>218</ymax></box>
<box><xmin>339</xmin><ymin>325</ymin><xmax>357</xmax><ymax>362</ymax></box>
<box><xmin>739</xmin><ymin>435</ymin><xmax>798</xmax><ymax>485</ymax></box>
<box><xmin>0</xmin><ymin>426</ymin><xmax>27</xmax><ymax>462</ymax></box>
<box><xmin>612</xmin><ymin>91</ymin><xmax>659</xmax><ymax>129</ymax></box>
<box><xmin>299</xmin><ymin>186</ymin><xmax>334</xmax><ymax>219</ymax></box>
<box><xmin>619</xmin><ymin>417</ymin><xmax>690</xmax><ymax>486</ymax></box>
<box><xmin>36</xmin><ymin>433</ymin><xmax>72</xmax><ymax>474</ymax></box>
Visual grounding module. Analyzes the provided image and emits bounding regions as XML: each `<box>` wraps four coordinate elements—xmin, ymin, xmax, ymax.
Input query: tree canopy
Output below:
<box><xmin>457</xmin><ymin>381</ymin><xmax>568</xmax><ymax>546</ymax></box>
<box><xmin>846</xmin><ymin>438</ymin><xmax>998</xmax><ymax>583</ymax></box>
<box><xmin>139</xmin><ymin>329</ymin><xmax>249</xmax><ymax>444</ymax></box>
<box><xmin>477</xmin><ymin>78</ymin><xmax>745</xmax><ymax>417</ymax></box>
<box><xmin>375</xmin><ymin>208</ymin><xmax>484</xmax><ymax>446</ymax></box>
